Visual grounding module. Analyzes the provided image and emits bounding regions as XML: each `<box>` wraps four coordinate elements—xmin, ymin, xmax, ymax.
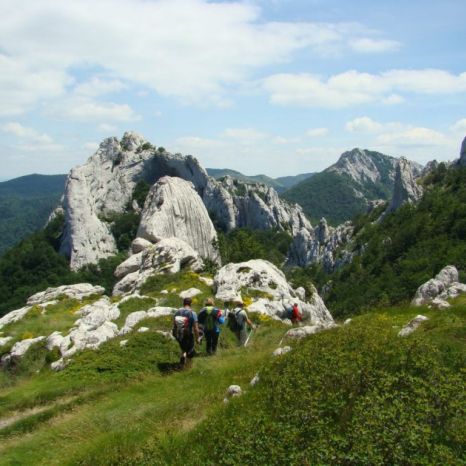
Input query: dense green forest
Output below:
<box><xmin>290</xmin><ymin>164</ymin><xmax>466</xmax><ymax>317</ymax></box>
<box><xmin>0</xmin><ymin>174</ymin><xmax>66</xmax><ymax>255</ymax></box>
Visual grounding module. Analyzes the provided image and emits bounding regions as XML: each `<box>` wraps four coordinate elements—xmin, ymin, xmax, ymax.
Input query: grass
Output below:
<box><xmin>0</xmin><ymin>318</ymin><xmax>287</xmax><ymax>465</ymax></box>
<box><xmin>0</xmin><ymin>270</ymin><xmax>464</xmax><ymax>465</ymax></box>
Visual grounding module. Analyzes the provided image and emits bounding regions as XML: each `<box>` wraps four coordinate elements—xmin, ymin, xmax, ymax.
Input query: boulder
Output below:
<box><xmin>214</xmin><ymin>259</ymin><xmax>334</xmax><ymax>326</ymax></box>
<box><xmin>114</xmin><ymin>253</ymin><xmax>144</xmax><ymax>279</ymax></box>
<box><xmin>64</xmin><ymin>321</ymin><xmax>119</xmax><ymax>357</ymax></box>
<box><xmin>398</xmin><ymin>315</ymin><xmax>429</xmax><ymax>337</ymax></box>
<box><xmin>272</xmin><ymin>346</ymin><xmax>291</xmax><ymax>356</ymax></box>
<box><xmin>120</xmin><ymin>340</ymin><xmax>128</xmax><ymax>347</ymax></box>
<box><xmin>0</xmin><ymin>306</ymin><xmax>32</xmax><ymax>330</ymax></box>
<box><xmin>74</xmin><ymin>297</ymin><xmax>120</xmax><ymax>331</ymax></box>
<box><xmin>119</xmin><ymin>307</ymin><xmax>175</xmax><ymax>335</ymax></box>
<box><xmin>113</xmin><ymin>238</ymin><xmax>204</xmax><ymax>295</ymax></box>
<box><xmin>137</xmin><ymin>176</ymin><xmax>220</xmax><ymax>263</ymax></box>
<box><xmin>138</xmin><ymin>327</ymin><xmax>149</xmax><ymax>333</ymax></box>
<box><xmin>27</xmin><ymin>283</ymin><xmax>105</xmax><ymax>305</ymax></box>
<box><xmin>226</xmin><ymin>385</ymin><xmax>242</xmax><ymax>397</ymax></box>
<box><xmin>179</xmin><ymin>288</ymin><xmax>202</xmax><ymax>299</ymax></box>
<box><xmin>131</xmin><ymin>237</ymin><xmax>153</xmax><ymax>254</ymax></box>
<box><xmin>0</xmin><ymin>336</ymin><xmax>12</xmax><ymax>347</ymax></box>
<box><xmin>285</xmin><ymin>324</ymin><xmax>331</xmax><ymax>339</ymax></box>
<box><xmin>412</xmin><ymin>265</ymin><xmax>463</xmax><ymax>306</ymax></box>
<box><xmin>250</xmin><ymin>373</ymin><xmax>260</xmax><ymax>386</ymax></box>
<box><xmin>9</xmin><ymin>336</ymin><xmax>46</xmax><ymax>359</ymax></box>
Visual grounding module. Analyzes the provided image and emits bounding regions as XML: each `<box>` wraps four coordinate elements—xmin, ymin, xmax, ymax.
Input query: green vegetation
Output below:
<box><xmin>217</xmin><ymin>228</ymin><xmax>292</xmax><ymax>267</ymax></box>
<box><xmin>0</xmin><ymin>174</ymin><xmax>66</xmax><ymax>255</ymax></box>
<box><xmin>293</xmin><ymin>166</ymin><xmax>466</xmax><ymax>318</ymax></box>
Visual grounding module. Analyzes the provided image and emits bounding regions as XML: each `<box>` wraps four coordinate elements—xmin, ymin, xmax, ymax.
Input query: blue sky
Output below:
<box><xmin>0</xmin><ymin>0</ymin><xmax>465</xmax><ymax>179</ymax></box>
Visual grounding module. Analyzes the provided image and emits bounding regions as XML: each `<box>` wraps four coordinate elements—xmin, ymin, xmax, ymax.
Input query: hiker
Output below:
<box><xmin>291</xmin><ymin>303</ymin><xmax>302</xmax><ymax>324</ymax></box>
<box><xmin>229</xmin><ymin>298</ymin><xmax>255</xmax><ymax>346</ymax></box>
<box><xmin>172</xmin><ymin>297</ymin><xmax>200</xmax><ymax>366</ymax></box>
<box><xmin>198</xmin><ymin>297</ymin><xmax>225</xmax><ymax>355</ymax></box>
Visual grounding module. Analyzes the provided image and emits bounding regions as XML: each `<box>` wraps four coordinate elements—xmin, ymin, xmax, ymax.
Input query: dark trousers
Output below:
<box><xmin>178</xmin><ymin>333</ymin><xmax>195</xmax><ymax>358</ymax></box>
<box><xmin>205</xmin><ymin>330</ymin><xmax>219</xmax><ymax>354</ymax></box>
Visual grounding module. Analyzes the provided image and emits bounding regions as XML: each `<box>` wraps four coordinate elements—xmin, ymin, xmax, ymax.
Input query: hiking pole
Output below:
<box><xmin>244</xmin><ymin>327</ymin><xmax>255</xmax><ymax>347</ymax></box>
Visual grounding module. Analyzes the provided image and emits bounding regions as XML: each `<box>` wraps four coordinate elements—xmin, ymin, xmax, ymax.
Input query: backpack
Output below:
<box><xmin>173</xmin><ymin>310</ymin><xmax>192</xmax><ymax>341</ymax></box>
<box><xmin>227</xmin><ymin>309</ymin><xmax>242</xmax><ymax>332</ymax></box>
<box><xmin>203</xmin><ymin>306</ymin><xmax>216</xmax><ymax>332</ymax></box>
<box><xmin>285</xmin><ymin>306</ymin><xmax>293</xmax><ymax>319</ymax></box>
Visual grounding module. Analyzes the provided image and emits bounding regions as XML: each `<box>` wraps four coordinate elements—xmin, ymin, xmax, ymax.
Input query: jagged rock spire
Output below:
<box><xmin>388</xmin><ymin>157</ymin><xmax>423</xmax><ymax>212</ymax></box>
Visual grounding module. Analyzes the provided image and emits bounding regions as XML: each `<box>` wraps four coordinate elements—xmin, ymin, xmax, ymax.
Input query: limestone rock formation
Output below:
<box><xmin>458</xmin><ymin>136</ymin><xmax>466</xmax><ymax>167</ymax></box>
<box><xmin>287</xmin><ymin>219</ymin><xmax>353</xmax><ymax>271</ymax></box>
<box><xmin>285</xmin><ymin>324</ymin><xmax>331</xmax><ymax>339</ymax></box>
<box><xmin>398</xmin><ymin>315</ymin><xmax>429</xmax><ymax>337</ymax></box>
<box><xmin>27</xmin><ymin>284</ymin><xmax>105</xmax><ymax>305</ymax></box>
<box><xmin>119</xmin><ymin>307</ymin><xmax>174</xmax><ymax>335</ymax></box>
<box><xmin>0</xmin><ymin>306</ymin><xmax>32</xmax><ymax>331</ymax></box>
<box><xmin>1</xmin><ymin>336</ymin><xmax>46</xmax><ymax>365</ymax></box>
<box><xmin>214</xmin><ymin>259</ymin><xmax>334</xmax><ymax>326</ymax></box>
<box><xmin>113</xmin><ymin>238</ymin><xmax>204</xmax><ymax>296</ymax></box>
<box><xmin>412</xmin><ymin>265</ymin><xmax>465</xmax><ymax>308</ymax></box>
<box><xmin>387</xmin><ymin>158</ymin><xmax>424</xmax><ymax>212</ymax></box>
<box><xmin>137</xmin><ymin>176</ymin><xmax>220</xmax><ymax>262</ymax></box>
<box><xmin>272</xmin><ymin>346</ymin><xmax>291</xmax><ymax>356</ymax></box>
<box><xmin>59</xmin><ymin>132</ymin><xmax>312</xmax><ymax>270</ymax></box>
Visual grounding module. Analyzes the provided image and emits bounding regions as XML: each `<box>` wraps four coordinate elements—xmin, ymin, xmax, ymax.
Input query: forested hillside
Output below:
<box><xmin>0</xmin><ymin>174</ymin><xmax>66</xmax><ymax>255</ymax></box>
<box><xmin>292</xmin><ymin>164</ymin><xmax>466</xmax><ymax>317</ymax></box>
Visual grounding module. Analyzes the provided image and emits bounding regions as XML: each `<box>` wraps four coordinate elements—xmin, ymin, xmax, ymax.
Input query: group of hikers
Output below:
<box><xmin>172</xmin><ymin>296</ymin><xmax>302</xmax><ymax>366</ymax></box>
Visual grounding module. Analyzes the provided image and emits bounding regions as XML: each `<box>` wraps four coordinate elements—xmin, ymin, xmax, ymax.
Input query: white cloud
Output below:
<box><xmin>345</xmin><ymin>116</ymin><xmax>383</xmax><ymax>133</ymax></box>
<box><xmin>222</xmin><ymin>128</ymin><xmax>267</xmax><ymax>141</ymax></box>
<box><xmin>1</xmin><ymin>122</ymin><xmax>64</xmax><ymax>152</ymax></box>
<box><xmin>263</xmin><ymin>69</ymin><xmax>466</xmax><ymax>108</ymax></box>
<box><xmin>98</xmin><ymin>123</ymin><xmax>118</xmax><ymax>133</ymax></box>
<box><xmin>174</xmin><ymin>136</ymin><xmax>224</xmax><ymax>150</ymax></box>
<box><xmin>450</xmin><ymin>118</ymin><xmax>466</xmax><ymax>133</ymax></box>
<box><xmin>47</xmin><ymin>98</ymin><xmax>140</xmax><ymax>122</ymax></box>
<box><xmin>349</xmin><ymin>38</ymin><xmax>401</xmax><ymax>53</ymax></box>
<box><xmin>0</xmin><ymin>0</ymin><xmax>402</xmax><ymax>113</ymax></box>
<box><xmin>376</xmin><ymin>127</ymin><xmax>448</xmax><ymax>147</ymax></box>
<box><xmin>73</xmin><ymin>78</ymin><xmax>126</xmax><ymax>97</ymax></box>
<box><xmin>306</xmin><ymin>127</ymin><xmax>328</xmax><ymax>137</ymax></box>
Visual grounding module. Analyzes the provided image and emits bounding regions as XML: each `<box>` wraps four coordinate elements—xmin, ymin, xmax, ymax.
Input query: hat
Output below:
<box><xmin>234</xmin><ymin>297</ymin><xmax>244</xmax><ymax>305</ymax></box>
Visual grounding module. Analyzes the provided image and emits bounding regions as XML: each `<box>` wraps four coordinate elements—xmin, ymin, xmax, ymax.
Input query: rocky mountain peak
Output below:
<box><xmin>329</xmin><ymin>148</ymin><xmax>398</xmax><ymax>185</ymax></box>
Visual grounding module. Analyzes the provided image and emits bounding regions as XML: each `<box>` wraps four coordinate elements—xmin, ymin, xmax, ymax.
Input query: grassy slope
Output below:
<box><xmin>0</xmin><ymin>298</ymin><xmax>464</xmax><ymax>465</ymax></box>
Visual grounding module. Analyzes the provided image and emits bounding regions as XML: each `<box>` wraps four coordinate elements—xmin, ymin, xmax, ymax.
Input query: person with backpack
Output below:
<box><xmin>228</xmin><ymin>298</ymin><xmax>255</xmax><ymax>346</ymax></box>
<box><xmin>172</xmin><ymin>297</ymin><xmax>200</xmax><ymax>366</ymax></box>
<box><xmin>291</xmin><ymin>303</ymin><xmax>302</xmax><ymax>324</ymax></box>
<box><xmin>198</xmin><ymin>297</ymin><xmax>225</xmax><ymax>355</ymax></box>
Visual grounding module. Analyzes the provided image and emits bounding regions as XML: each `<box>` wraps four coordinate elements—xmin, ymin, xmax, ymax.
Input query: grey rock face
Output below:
<box><xmin>113</xmin><ymin>238</ymin><xmax>204</xmax><ymax>296</ymax></box>
<box><xmin>287</xmin><ymin>219</ymin><xmax>353</xmax><ymax>271</ymax></box>
<box><xmin>398</xmin><ymin>315</ymin><xmax>429</xmax><ymax>337</ymax></box>
<box><xmin>412</xmin><ymin>265</ymin><xmax>465</xmax><ymax>307</ymax></box>
<box><xmin>138</xmin><ymin>176</ymin><xmax>219</xmax><ymax>263</ymax></box>
<box><xmin>285</xmin><ymin>324</ymin><xmax>332</xmax><ymax>339</ymax></box>
<box><xmin>388</xmin><ymin>158</ymin><xmax>424</xmax><ymax>212</ymax></box>
<box><xmin>214</xmin><ymin>259</ymin><xmax>334</xmax><ymax>326</ymax></box>
<box><xmin>27</xmin><ymin>284</ymin><xmax>105</xmax><ymax>305</ymax></box>
<box><xmin>459</xmin><ymin>136</ymin><xmax>466</xmax><ymax>167</ymax></box>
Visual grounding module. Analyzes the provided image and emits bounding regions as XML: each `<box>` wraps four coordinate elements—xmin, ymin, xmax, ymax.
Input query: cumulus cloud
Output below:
<box><xmin>450</xmin><ymin>118</ymin><xmax>466</xmax><ymax>134</ymax></box>
<box><xmin>263</xmin><ymin>69</ymin><xmax>466</xmax><ymax>108</ymax></box>
<box><xmin>345</xmin><ymin>116</ymin><xmax>384</xmax><ymax>133</ymax></box>
<box><xmin>1</xmin><ymin>122</ymin><xmax>63</xmax><ymax>152</ymax></box>
<box><xmin>349</xmin><ymin>38</ymin><xmax>401</xmax><ymax>53</ymax></box>
<box><xmin>376</xmin><ymin>127</ymin><xmax>448</xmax><ymax>147</ymax></box>
<box><xmin>0</xmin><ymin>0</ymin><xmax>402</xmax><ymax>115</ymax></box>
<box><xmin>222</xmin><ymin>128</ymin><xmax>267</xmax><ymax>141</ymax></box>
<box><xmin>306</xmin><ymin>127</ymin><xmax>329</xmax><ymax>137</ymax></box>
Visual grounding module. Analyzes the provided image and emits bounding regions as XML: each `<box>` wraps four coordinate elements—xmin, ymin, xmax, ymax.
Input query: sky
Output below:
<box><xmin>0</xmin><ymin>0</ymin><xmax>465</xmax><ymax>180</ymax></box>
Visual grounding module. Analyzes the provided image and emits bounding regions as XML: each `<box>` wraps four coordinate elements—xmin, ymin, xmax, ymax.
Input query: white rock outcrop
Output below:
<box><xmin>138</xmin><ymin>176</ymin><xmax>220</xmax><ymax>263</ymax></box>
<box><xmin>119</xmin><ymin>307</ymin><xmax>175</xmax><ymax>335</ymax></box>
<box><xmin>412</xmin><ymin>265</ymin><xmax>465</xmax><ymax>308</ymax></box>
<box><xmin>285</xmin><ymin>324</ymin><xmax>333</xmax><ymax>339</ymax></box>
<box><xmin>398</xmin><ymin>315</ymin><xmax>429</xmax><ymax>337</ymax></box>
<box><xmin>272</xmin><ymin>346</ymin><xmax>291</xmax><ymax>356</ymax></box>
<box><xmin>0</xmin><ymin>336</ymin><xmax>12</xmax><ymax>347</ymax></box>
<box><xmin>214</xmin><ymin>259</ymin><xmax>334</xmax><ymax>326</ymax></box>
<box><xmin>113</xmin><ymin>238</ymin><xmax>204</xmax><ymax>295</ymax></box>
<box><xmin>179</xmin><ymin>288</ymin><xmax>202</xmax><ymax>299</ymax></box>
<box><xmin>0</xmin><ymin>306</ymin><xmax>32</xmax><ymax>330</ymax></box>
<box><xmin>288</xmin><ymin>219</ymin><xmax>353</xmax><ymax>271</ymax></box>
<box><xmin>7</xmin><ymin>336</ymin><xmax>46</xmax><ymax>361</ymax></box>
<box><xmin>388</xmin><ymin>157</ymin><xmax>424</xmax><ymax>213</ymax></box>
<box><xmin>27</xmin><ymin>284</ymin><xmax>105</xmax><ymax>305</ymax></box>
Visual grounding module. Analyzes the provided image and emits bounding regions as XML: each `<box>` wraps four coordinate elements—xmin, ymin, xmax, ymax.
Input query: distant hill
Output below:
<box><xmin>282</xmin><ymin>149</ymin><xmax>421</xmax><ymax>225</ymax></box>
<box><xmin>207</xmin><ymin>168</ymin><xmax>314</xmax><ymax>193</ymax></box>
<box><xmin>0</xmin><ymin>174</ymin><xmax>66</xmax><ymax>255</ymax></box>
